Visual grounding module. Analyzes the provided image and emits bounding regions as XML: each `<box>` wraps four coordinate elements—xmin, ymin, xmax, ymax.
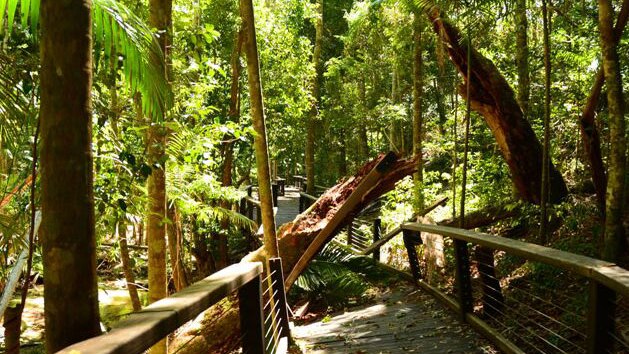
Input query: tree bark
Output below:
<box><xmin>426</xmin><ymin>7</ymin><xmax>568</xmax><ymax>205</ymax></box>
<box><xmin>240</xmin><ymin>0</ymin><xmax>279</xmax><ymax>258</ymax></box>
<box><xmin>515</xmin><ymin>0</ymin><xmax>530</xmax><ymax>119</ymax></box>
<box><xmin>306</xmin><ymin>0</ymin><xmax>323</xmax><ymax>195</ymax></box>
<box><xmin>147</xmin><ymin>1</ymin><xmax>172</xmax><ymax>353</ymax></box>
<box><xmin>598</xmin><ymin>0</ymin><xmax>627</xmax><ymax>262</ymax></box>
<box><xmin>40</xmin><ymin>0</ymin><xmax>101</xmax><ymax>351</ymax></box>
<box><xmin>579</xmin><ymin>0</ymin><xmax>629</xmax><ymax>213</ymax></box>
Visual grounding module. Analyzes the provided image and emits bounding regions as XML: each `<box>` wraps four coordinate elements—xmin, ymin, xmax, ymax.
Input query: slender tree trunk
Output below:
<box><xmin>515</xmin><ymin>0</ymin><xmax>530</xmax><ymax>119</ymax></box>
<box><xmin>579</xmin><ymin>0</ymin><xmax>629</xmax><ymax>214</ymax></box>
<box><xmin>598</xmin><ymin>0</ymin><xmax>627</xmax><ymax>262</ymax></box>
<box><xmin>147</xmin><ymin>1</ymin><xmax>172</xmax><ymax>353</ymax></box>
<box><xmin>167</xmin><ymin>205</ymin><xmax>188</xmax><ymax>291</ymax></box>
<box><xmin>306</xmin><ymin>0</ymin><xmax>323</xmax><ymax>195</ymax></box>
<box><xmin>338</xmin><ymin>129</ymin><xmax>348</xmax><ymax>176</ymax></box>
<box><xmin>358</xmin><ymin>79</ymin><xmax>369</xmax><ymax>161</ymax></box>
<box><xmin>539</xmin><ymin>0</ymin><xmax>552</xmax><ymax>243</ymax></box>
<box><xmin>118</xmin><ymin>221</ymin><xmax>142</xmax><ymax>311</ymax></box>
<box><xmin>412</xmin><ymin>14</ymin><xmax>425</xmax><ymax>211</ymax></box>
<box><xmin>40</xmin><ymin>0</ymin><xmax>101</xmax><ymax>351</ymax></box>
<box><xmin>460</xmin><ymin>30</ymin><xmax>472</xmax><ymax>228</ymax></box>
<box><xmin>218</xmin><ymin>29</ymin><xmax>244</xmax><ymax>270</ymax></box>
<box><xmin>240</xmin><ymin>0</ymin><xmax>279</xmax><ymax>258</ymax></box>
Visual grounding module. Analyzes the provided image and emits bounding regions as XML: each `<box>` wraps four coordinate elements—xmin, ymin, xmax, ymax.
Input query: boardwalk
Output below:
<box><xmin>275</xmin><ymin>186</ymin><xmax>301</xmax><ymax>227</ymax></box>
<box><xmin>293</xmin><ymin>284</ymin><xmax>493</xmax><ymax>354</ymax></box>
<box><xmin>272</xmin><ymin>186</ymin><xmax>492</xmax><ymax>353</ymax></box>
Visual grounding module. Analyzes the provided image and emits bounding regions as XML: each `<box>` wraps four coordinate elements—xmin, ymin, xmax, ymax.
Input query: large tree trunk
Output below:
<box><xmin>426</xmin><ymin>7</ymin><xmax>568</xmax><ymax>205</ymax></box>
<box><xmin>598</xmin><ymin>0</ymin><xmax>627</xmax><ymax>262</ymax></box>
<box><xmin>147</xmin><ymin>1</ymin><xmax>172</xmax><ymax>353</ymax></box>
<box><xmin>40</xmin><ymin>0</ymin><xmax>101</xmax><ymax>351</ymax></box>
<box><xmin>172</xmin><ymin>154</ymin><xmax>416</xmax><ymax>353</ymax></box>
<box><xmin>579</xmin><ymin>0</ymin><xmax>629</xmax><ymax>213</ymax></box>
<box><xmin>306</xmin><ymin>0</ymin><xmax>323</xmax><ymax>195</ymax></box>
<box><xmin>240</xmin><ymin>0</ymin><xmax>278</xmax><ymax>258</ymax></box>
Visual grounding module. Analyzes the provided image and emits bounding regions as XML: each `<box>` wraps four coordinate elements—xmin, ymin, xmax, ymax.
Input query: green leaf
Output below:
<box><xmin>0</xmin><ymin>0</ymin><xmax>8</xmax><ymax>34</ymax></box>
<box><xmin>7</xmin><ymin>0</ymin><xmax>18</xmax><ymax>35</ymax></box>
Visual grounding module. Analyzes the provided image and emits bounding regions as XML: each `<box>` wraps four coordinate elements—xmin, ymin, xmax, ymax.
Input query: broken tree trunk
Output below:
<box><xmin>171</xmin><ymin>153</ymin><xmax>417</xmax><ymax>353</ymax></box>
<box><xmin>243</xmin><ymin>152</ymin><xmax>417</xmax><ymax>289</ymax></box>
<box><xmin>426</xmin><ymin>7</ymin><xmax>568</xmax><ymax>205</ymax></box>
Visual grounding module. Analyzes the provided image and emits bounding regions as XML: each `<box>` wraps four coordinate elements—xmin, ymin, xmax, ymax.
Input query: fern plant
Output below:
<box><xmin>292</xmin><ymin>242</ymin><xmax>391</xmax><ymax>308</ymax></box>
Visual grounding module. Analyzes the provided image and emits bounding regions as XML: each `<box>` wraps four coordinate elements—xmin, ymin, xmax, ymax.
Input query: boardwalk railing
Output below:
<box><xmin>57</xmin><ymin>262</ymin><xmax>265</xmax><ymax>354</ymax></box>
<box><xmin>342</xmin><ymin>219</ymin><xmax>629</xmax><ymax>354</ymax></box>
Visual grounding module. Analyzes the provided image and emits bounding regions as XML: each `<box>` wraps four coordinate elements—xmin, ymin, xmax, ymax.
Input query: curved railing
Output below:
<box><xmin>337</xmin><ymin>218</ymin><xmax>629</xmax><ymax>354</ymax></box>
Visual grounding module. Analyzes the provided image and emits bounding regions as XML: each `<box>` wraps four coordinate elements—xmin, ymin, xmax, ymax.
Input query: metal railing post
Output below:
<box><xmin>454</xmin><ymin>239</ymin><xmax>473</xmax><ymax>321</ymax></box>
<box><xmin>372</xmin><ymin>218</ymin><xmax>381</xmax><ymax>262</ymax></box>
<box><xmin>586</xmin><ymin>281</ymin><xmax>615</xmax><ymax>354</ymax></box>
<box><xmin>402</xmin><ymin>229</ymin><xmax>422</xmax><ymax>282</ymax></box>
<box><xmin>239</xmin><ymin>275</ymin><xmax>265</xmax><ymax>354</ymax></box>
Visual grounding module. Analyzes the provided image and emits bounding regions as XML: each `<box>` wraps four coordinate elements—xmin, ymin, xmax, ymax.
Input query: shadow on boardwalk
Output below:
<box><xmin>293</xmin><ymin>284</ymin><xmax>497</xmax><ymax>354</ymax></box>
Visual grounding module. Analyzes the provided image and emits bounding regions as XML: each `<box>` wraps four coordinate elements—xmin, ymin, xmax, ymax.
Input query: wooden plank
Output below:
<box><xmin>58</xmin><ymin>262</ymin><xmax>263</xmax><ymax>354</ymax></box>
<box><xmin>286</xmin><ymin>152</ymin><xmax>398</xmax><ymax>288</ymax></box>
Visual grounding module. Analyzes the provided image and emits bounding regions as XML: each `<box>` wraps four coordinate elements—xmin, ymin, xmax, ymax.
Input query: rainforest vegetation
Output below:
<box><xmin>0</xmin><ymin>0</ymin><xmax>627</xmax><ymax>352</ymax></box>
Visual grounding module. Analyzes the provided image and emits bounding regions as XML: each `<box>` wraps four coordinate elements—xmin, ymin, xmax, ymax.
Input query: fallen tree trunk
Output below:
<box><xmin>171</xmin><ymin>153</ymin><xmax>417</xmax><ymax>353</ymax></box>
<box><xmin>426</xmin><ymin>7</ymin><xmax>568</xmax><ymax>205</ymax></box>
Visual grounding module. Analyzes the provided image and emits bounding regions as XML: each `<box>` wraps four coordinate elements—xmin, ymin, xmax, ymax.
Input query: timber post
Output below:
<box><xmin>402</xmin><ymin>229</ymin><xmax>422</xmax><ymax>282</ymax></box>
<box><xmin>272</xmin><ymin>183</ymin><xmax>279</xmax><ymax>207</ymax></box>
<box><xmin>586</xmin><ymin>281</ymin><xmax>615</xmax><ymax>354</ymax></box>
<box><xmin>454</xmin><ymin>239</ymin><xmax>473</xmax><ymax>321</ymax></box>
<box><xmin>269</xmin><ymin>258</ymin><xmax>291</xmax><ymax>340</ymax></box>
<box><xmin>373</xmin><ymin>218</ymin><xmax>381</xmax><ymax>262</ymax></box>
<box><xmin>239</xmin><ymin>273</ymin><xmax>265</xmax><ymax>354</ymax></box>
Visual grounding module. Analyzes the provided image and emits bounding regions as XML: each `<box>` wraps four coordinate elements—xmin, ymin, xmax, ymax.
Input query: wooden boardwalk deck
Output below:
<box><xmin>275</xmin><ymin>186</ymin><xmax>301</xmax><ymax>227</ymax></box>
<box><xmin>292</xmin><ymin>284</ymin><xmax>494</xmax><ymax>354</ymax></box>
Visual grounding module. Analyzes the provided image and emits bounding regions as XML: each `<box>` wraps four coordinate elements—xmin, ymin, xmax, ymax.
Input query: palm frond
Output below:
<box><xmin>93</xmin><ymin>0</ymin><xmax>172</xmax><ymax>121</ymax></box>
<box><xmin>1</xmin><ymin>0</ymin><xmax>172</xmax><ymax>121</ymax></box>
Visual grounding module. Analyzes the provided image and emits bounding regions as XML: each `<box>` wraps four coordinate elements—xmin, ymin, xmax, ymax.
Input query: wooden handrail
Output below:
<box><xmin>245</xmin><ymin>195</ymin><xmax>261</xmax><ymax>207</ymax></box>
<box><xmin>58</xmin><ymin>262</ymin><xmax>263</xmax><ymax>354</ymax></box>
<box><xmin>401</xmin><ymin>223</ymin><xmax>629</xmax><ymax>298</ymax></box>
